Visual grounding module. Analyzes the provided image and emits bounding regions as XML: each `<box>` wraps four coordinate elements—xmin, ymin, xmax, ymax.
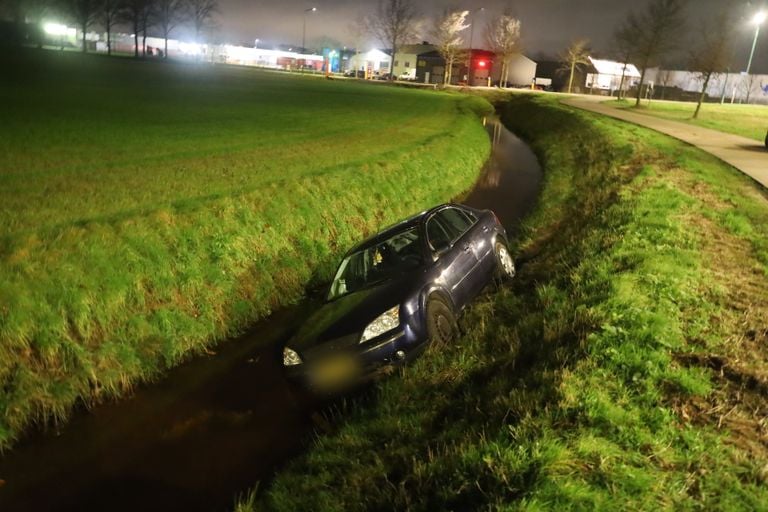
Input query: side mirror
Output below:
<box><xmin>306</xmin><ymin>281</ymin><xmax>329</xmax><ymax>302</ymax></box>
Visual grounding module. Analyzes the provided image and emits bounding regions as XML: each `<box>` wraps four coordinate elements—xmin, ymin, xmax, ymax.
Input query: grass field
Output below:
<box><xmin>247</xmin><ymin>95</ymin><xmax>768</xmax><ymax>510</ymax></box>
<box><xmin>0</xmin><ymin>50</ymin><xmax>492</xmax><ymax>449</ymax></box>
<box><xmin>607</xmin><ymin>98</ymin><xmax>768</xmax><ymax>142</ymax></box>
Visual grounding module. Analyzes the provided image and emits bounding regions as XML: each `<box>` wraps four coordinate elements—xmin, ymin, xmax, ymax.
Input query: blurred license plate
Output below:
<box><xmin>313</xmin><ymin>356</ymin><xmax>358</xmax><ymax>385</ymax></box>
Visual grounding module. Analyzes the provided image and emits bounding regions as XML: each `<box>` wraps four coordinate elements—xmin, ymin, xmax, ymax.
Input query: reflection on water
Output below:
<box><xmin>463</xmin><ymin>117</ymin><xmax>543</xmax><ymax>233</ymax></box>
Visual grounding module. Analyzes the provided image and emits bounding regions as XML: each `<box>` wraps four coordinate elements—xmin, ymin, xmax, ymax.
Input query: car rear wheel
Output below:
<box><xmin>495</xmin><ymin>241</ymin><xmax>516</xmax><ymax>281</ymax></box>
<box><xmin>426</xmin><ymin>298</ymin><xmax>457</xmax><ymax>345</ymax></box>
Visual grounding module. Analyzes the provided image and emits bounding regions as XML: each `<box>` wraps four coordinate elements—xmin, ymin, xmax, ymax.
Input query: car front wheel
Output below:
<box><xmin>495</xmin><ymin>241</ymin><xmax>516</xmax><ymax>281</ymax></box>
<box><xmin>426</xmin><ymin>297</ymin><xmax>458</xmax><ymax>345</ymax></box>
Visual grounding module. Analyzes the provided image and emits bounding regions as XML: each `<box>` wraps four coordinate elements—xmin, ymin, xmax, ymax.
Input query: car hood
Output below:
<box><xmin>288</xmin><ymin>274</ymin><xmax>418</xmax><ymax>353</ymax></box>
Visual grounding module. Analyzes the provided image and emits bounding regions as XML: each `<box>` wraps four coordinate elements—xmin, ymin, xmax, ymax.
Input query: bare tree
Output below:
<box><xmin>65</xmin><ymin>0</ymin><xmax>99</xmax><ymax>52</ymax></box>
<box><xmin>689</xmin><ymin>12</ymin><xmax>731</xmax><ymax>117</ymax></box>
<box><xmin>366</xmin><ymin>0</ymin><xmax>419</xmax><ymax>79</ymax></box>
<box><xmin>616</xmin><ymin>0</ymin><xmax>687</xmax><ymax>107</ymax></box>
<box><xmin>611</xmin><ymin>24</ymin><xmax>634</xmax><ymax>100</ymax></box>
<box><xmin>486</xmin><ymin>12</ymin><xmax>521</xmax><ymax>88</ymax></box>
<box><xmin>11</xmin><ymin>0</ymin><xmax>50</xmax><ymax>47</ymax></box>
<box><xmin>100</xmin><ymin>0</ymin><xmax>121</xmax><ymax>55</ymax></box>
<box><xmin>560</xmin><ymin>39</ymin><xmax>590</xmax><ymax>94</ymax></box>
<box><xmin>121</xmin><ymin>0</ymin><xmax>151</xmax><ymax>57</ymax></box>
<box><xmin>431</xmin><ymin>9</ymin><xmax>469</xmax><ymax>85</ymax></box>
<box><xmin>139</xmin><ymin>0</ymin><xmax>153</xmax><ymax>56</ymax></box>
<box><xmin>657</xmin><ymin>68</ymin><xmax>674</xmax><ymax>99</ymax></box>
<box><xmin>153</xmin><ymin>0</ymin><xmax>186</xmax><ymax>58</ymax></box>
<box><xmin>187</xmin><ymin>0</ymin><xmax>218</xmax><ymax>44</ymax></box>
<box><xmin>347</xmin><ymin>14</ymin><xmax>367</xmax><ymax>75</ymax></box>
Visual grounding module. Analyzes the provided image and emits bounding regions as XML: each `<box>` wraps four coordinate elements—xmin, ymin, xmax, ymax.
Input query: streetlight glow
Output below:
<box><xmin>744</xmin><ymin>10</ymin><xmax>766</xmax><ymax>103</ymax></box>
<box><xmin>301</xmin><ymin>7</ymin><xmax>318</xmax><ymax>70</ymax></box>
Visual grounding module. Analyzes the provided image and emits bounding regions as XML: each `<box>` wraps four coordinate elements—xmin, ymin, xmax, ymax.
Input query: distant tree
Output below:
<box><xmin>347</xmin><ymin>14</ymin><xmax>367</xmax><ymax>74</ymax></box>
<box><xmin>615</xmin><ymin>0</ymin><xmax>687</xmax><ymax>107</ymax></box>
<box><xmin>560</xmin><ymin>39</ymin><xmax>590</xmax><ymax>94</ymax></box>
<box><xmin>431</xmin><ymin>9</ymin><xmax>469</xmax><ymax>85</ymax></box>
<box><xmin>153</xmin><ymin>0</ymin><xmax>186</xmax><ymax>58</ymax></box>
<box><xmin>64</xmin><ymin>0</ymin><xmax>98</xmax><ymax>52</ymax></box>
<box><xmin>10</xmin><ymin>0</ymin><xmax>51</xmax><ymax>46</ymax></box>
<box><xmin>187</xmin><ymin>0</ymin><xmax>218</xmax><ymax>44</ymax></box>
<box><xmin>656</xmin><ymin>68</ymin><xmax>674</xmax><ymax>99</ymax></box>
<box><xmin>138</xmin><ymin>0</ymin><xmax>153</xmax><ymax>56</ymax></box>
<box><xmin>486</xmin><ymin>12</ymin><xmax>521</xmax><ymax>88</ymax></box>
<box><xmin>366</xmin><ymin>0</ymin><xmax>419</xmax><ymax>79</ymax></box>
<box><xmin>100</xmin><ymin>0</ymin><xmax>121</xmax><ymax>55</ymax></box>
<box><xmin>689</xmin><ymin>12</ymin><xmax>731</xmax><ymax>117</ymax></box>
<box><xmin>121</xmin><ymin>0</ymin><xmax>151</xmax><ymax>57</ymax></box>
<box><xmin>740</xmin><ymin>71</ymin><xmax>759</xmax><ymax>105</ymax></box>
<box><xmin>611</xmin><ymin>24</ymin><xmax>634</xmax><ymax>100</ymax></box>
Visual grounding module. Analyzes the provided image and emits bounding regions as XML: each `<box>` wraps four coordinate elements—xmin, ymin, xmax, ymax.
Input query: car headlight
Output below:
<box><xmin>360</xmin><ymin>306</ymin><xmax>400</xmax><ymax>343</ymax></box>
<box><xmin>283</xmin><ymin>347</ymin><xmax>302</xmax><ymax>366</ymax></box>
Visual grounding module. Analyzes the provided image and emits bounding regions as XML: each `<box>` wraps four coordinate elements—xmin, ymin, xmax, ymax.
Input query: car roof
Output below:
<box><xmin>345</xmin><ymin>203</ymin><xmax>473</xmax><ymax>254</ymax></box>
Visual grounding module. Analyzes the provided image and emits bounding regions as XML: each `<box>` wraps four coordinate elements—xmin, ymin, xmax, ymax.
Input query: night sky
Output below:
<box><xmin>208</xmin><ymin>0</ymin><xmax>768</xmax><ymax>73</ymax></box>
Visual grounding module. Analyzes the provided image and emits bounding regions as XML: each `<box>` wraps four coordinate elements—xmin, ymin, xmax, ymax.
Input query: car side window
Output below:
<box><xmin>438</xmin><ymin>208</ymin><xmax>473</xmax><ymax>240</ymax></box>
<box><xmin>459</xmin><ymin>208</ymin><xmax>478</xmax><ymax>224</ymax></box>
<box><xmin>426</xmin><ymin>216</ymin><xmax>453</xmax><ymax>252</ymax></box>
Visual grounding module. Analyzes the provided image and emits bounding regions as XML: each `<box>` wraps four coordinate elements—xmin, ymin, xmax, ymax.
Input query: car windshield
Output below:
<box><xmin>328</xmin><ymin>227</ymin><xmax>424</xmax><ymax>300</ymax></box>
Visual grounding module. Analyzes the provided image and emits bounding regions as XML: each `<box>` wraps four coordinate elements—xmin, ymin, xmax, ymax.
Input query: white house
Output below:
<box><xmin>392</xmin><ymin>44</ymin><xmax>435</xmax><ymax>79</ymax></box>
<box><xmin>492</xmin><ymin>53</ymin><xmax>537</xmax><ymax>87</ymax></box>
<box><xmin>586</xmin><ymin>57</ymin><xmax>641</xmax><ymax>92</ymax></box>
<box><xmin>347</xmin><ymin>49</ymin><xmax>392</xmax><ymax>75</ymax></box>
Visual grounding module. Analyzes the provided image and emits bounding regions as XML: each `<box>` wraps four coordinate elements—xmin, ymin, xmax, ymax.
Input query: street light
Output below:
<box><xmin>301</xmin><ymin>6</ymin><xmax>317</xmax><ymax>70</ymax></box>
<box><xmin>466</xmin><ymin>7</ymin><xmax>484</xmax><ymax>86</ymax></box>
<box><xmin>744</xmin><ymin>11</ymin><xmax>765</xmax><ymax>103</ymax></box>
<box><xmin>746</xmin><ymin>11</ymin><xmax>766</xmax><ymax>75</ymax></box>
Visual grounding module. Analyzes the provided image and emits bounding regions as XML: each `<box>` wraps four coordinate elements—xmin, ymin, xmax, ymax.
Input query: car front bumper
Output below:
<box><xmin>284</xmin><ymin>326</ymin><xmax>425</xmax><ymax>390</ymax></box>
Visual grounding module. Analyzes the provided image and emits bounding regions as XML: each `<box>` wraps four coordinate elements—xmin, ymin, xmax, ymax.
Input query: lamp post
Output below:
<box><xmin>301</xmin><ymin>6</ymin><xmax>317</xmax><ymax>71</ymax></box>
<box><xmin>744</xmin><ymin>11</ymin><xmax>766</xmax><ymax>103</ymax></box>
<box><xmin>465</xmin><ymin>7</ymin><xmax>484</xmax><ymax>87</ymax></box>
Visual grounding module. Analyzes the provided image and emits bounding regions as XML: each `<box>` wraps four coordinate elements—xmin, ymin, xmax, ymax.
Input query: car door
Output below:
<box><xmin>458</xmin><ymin>208</ymin><xmax>497</xmax><ymax>279</ymax></box>
<box><xmin>426</xmin><ymin>208</ymin><xmax>479</xmax><ymax>308</ymax></box>
<box><xmin>440</xmin><ymin>207</ymin><xmax>493</xmax><ymax>299</ymax></box>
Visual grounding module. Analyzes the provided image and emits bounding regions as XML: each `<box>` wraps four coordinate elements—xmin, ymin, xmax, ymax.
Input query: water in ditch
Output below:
<box><xmin>0</xmin><ymin>117</ymin><xmax>542</xmax><ymax>512</ymax></box>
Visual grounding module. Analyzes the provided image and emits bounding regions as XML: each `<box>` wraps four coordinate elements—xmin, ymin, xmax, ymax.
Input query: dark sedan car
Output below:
<box><xmin>282</xmin><ymin>203</ymin><xmax>515</xmax><ymax>390</ymax></box>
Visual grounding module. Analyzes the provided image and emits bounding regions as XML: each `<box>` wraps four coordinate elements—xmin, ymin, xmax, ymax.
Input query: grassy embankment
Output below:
<box><xmin>247</xmin><ymin>94</ymin><xmax>768</xmax><ymax>510</ymax></box>
<box><xmin>608</xmin><ymin>98</ymin><xmax>768</xmax><ymax>142</ymax></box>
<box><xmin>0</xmin><ymin>50</ymin><xmax>492</xmax><ymax>449</ymax></box>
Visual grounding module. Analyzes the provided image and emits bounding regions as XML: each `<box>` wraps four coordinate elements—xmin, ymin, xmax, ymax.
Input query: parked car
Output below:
<box><xmin>282</xmin><ymin>203</ymin><xmax>515</xmax><ymax>391</ymax></box>
<box><xmin>343</xmin><ymin>70</ymin><xmax>365</xmax><ymax>78</ymax></box>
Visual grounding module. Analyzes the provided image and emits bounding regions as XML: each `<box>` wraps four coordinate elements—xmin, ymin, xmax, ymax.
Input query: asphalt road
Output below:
<box><xmin>563</xmin><ymin>95</ymin><xmax>768</xmax><ymax>189</ymax></box>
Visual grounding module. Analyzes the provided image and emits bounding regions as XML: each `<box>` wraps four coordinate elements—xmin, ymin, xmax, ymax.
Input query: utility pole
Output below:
<box><xmin>744</xmin><ymin>11</ymin><xmax>766</xmax><ymax>103</ymax></box>
<box><xmin>301</xmin><ymin>7</ymin><xmax>317</xmax><ymax>71</ymax></box>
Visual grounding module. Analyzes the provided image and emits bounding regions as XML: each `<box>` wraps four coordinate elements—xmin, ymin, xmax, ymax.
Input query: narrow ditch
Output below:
<box><xmin>0</xmin><ymin>117</ymin><xmax>542</xmax><ymax>512</ymax></box>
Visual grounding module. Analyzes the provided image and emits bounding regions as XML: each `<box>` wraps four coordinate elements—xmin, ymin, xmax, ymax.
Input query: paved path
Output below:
<box><xmin>563</xmin><ymin>96</ymin><xmax>768</xmax><ymax>189</ymax></box>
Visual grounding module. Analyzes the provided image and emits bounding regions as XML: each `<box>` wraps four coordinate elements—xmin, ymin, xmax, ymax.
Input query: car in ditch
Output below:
<box><xmin>281</xmin><ymin>203</ymin><xmax>515</xmax><ymax>391</ymax></box>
